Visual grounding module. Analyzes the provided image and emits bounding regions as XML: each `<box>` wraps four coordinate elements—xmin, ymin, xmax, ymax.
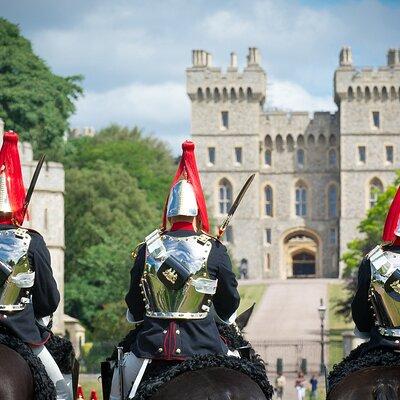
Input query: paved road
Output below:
<box><xmin>241</xmin><ymin>279</ymin><xmax>336</xmax><ymax>400</ymax></box>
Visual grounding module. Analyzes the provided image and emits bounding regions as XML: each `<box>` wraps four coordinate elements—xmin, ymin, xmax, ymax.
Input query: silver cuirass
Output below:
<box><xmin>140</xmin><ymin>230</ymin><xmax>217</xmax><ymax>319</ymax></box>
<box><xmin>369</xmin><ymin>246</ymin><xmax>400</xmax><ymax>337</ymax></box>
<box><xmin>0</xmin><ymin>228</ymin><xmax>34</xmax><ymax>312</ymax></box>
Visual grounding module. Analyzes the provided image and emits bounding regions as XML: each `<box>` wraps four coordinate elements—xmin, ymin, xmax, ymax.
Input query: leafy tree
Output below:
<box><xmin>0</xmin><ymin>18</ymin><xmax>82</xmax><ymax>157</ymax></box>
<box><xmin>63</xmin><ymin>125</ymin><xmax>175</xmax><ymax>206</ymax></box>
<box><xmin>336</xmin><ymin>174</ymin><xmax>400</xmax><ymax>320</ymax></box>
<box><xmin>64</xmin><ymin>160</ymin><xmax>158</xmax><ymax>329</ymax></box>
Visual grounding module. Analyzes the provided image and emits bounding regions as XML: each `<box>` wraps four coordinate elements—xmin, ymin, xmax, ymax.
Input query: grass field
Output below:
<box><xmin>328</xmin><ymin>283</ymin><xmax>354</xmax><ymax>369</ymax></box>
<box><xmin>238</xmin><ymin>283</ymin><xmax>267</xmax><ymax>314</ymax></box>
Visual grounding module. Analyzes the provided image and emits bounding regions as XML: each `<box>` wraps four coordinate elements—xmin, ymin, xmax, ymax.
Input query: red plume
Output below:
<box><xmin>77</xmin><ymin>385</ymin><xmax>85</xmax><ymax>399</ymax></box>
<box><xmin>382</xmin><ymin>186</ymin><xmax>400</xmax><ymax>242</ymax></box>
<box><xmin>0</xmin><ymin>131</ymin><xmax>26</xmax><ymax>225</ymax></box>
<box><xmin>162</xmin><ymin>140</ymin><xmax>209</xmax><ymax>232</ymax></box>
<box><xmin>89</xmin><ymin>389</ymin><xmax>98</xmax><ymax>400</ymax></box>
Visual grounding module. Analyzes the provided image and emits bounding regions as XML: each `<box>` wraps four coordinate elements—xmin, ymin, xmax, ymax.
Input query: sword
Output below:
<box><xmin>21</xmin><ymin>154</ymin><xmax>46</xmax><ymax>220</ymax></box>
<box><xmin>217</xmin><ymin>174</ymin><xmax>255</xmax><ymax>240</ymax></box>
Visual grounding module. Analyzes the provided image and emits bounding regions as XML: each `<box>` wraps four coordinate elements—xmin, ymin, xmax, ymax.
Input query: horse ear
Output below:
<box><xmin>235</xmin><ymin>303</ymin><xmax>255</xmax><ymax>330</ymax></box>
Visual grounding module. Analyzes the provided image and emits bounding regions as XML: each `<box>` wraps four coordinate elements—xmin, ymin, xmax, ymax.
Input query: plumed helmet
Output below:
<box><xmin>166</xmin><ymin>180</ymin><xmax>198</xmax><ymax>218</ymax></box>
<box><xmin>383</xmin><ymin>186</ymin><xmax>400</xmax><ymax>242</ymax></box>
<box><xmin>0</xmin><ymin>131</ymin><xmax>26</xmax><ymax>225</ymax></box>
<box><xmin>162</xmin><ymin>140</ymin><xmax>209</xmax><ymax>232</ymax></box>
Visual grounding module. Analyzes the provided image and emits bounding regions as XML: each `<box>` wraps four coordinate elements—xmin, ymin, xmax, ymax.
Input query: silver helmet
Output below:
<box><xmin>166</xmin><ymin>180</ymin><xmax>198</xmax><ymax>218</ymax></box>
<box><xmin>0</xmin><ymin>168</ymin><xmax>12</xmax><ymax>217</ymax></box>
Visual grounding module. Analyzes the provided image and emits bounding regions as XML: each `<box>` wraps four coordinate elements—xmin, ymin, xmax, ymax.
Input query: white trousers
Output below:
<box><xmin>30</xmin><ymin>345</ymin><xmax>73</xmax><ymax>400</ymax></box>
<box><xmin>110</xmin><ymin>352</ymin><xmax>145</xmax><ymax>400</ymax></box>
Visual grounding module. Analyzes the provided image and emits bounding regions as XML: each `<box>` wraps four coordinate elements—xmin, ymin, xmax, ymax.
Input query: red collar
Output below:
<box><xmin>170</xmin><ymin>221</ymin><xmax>195</xmax><ymax>232</ymax></box>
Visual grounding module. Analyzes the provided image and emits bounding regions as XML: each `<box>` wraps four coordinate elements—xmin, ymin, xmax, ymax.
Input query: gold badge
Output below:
<box><xmin>390</xmin><ymin>280</ymin><xmax>400</xmax><ymax>294</ymax></box>
<box><xmin>163</xmin><ymin>268</ymin><xmax>178</xmax><ymax>284</ymax></box>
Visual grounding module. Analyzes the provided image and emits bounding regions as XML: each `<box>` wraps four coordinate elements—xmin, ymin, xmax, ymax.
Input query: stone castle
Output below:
<box><xmin>187</xmin><ymin>47</ymin><xmax>400</xmax><ymax>279</ymax></box>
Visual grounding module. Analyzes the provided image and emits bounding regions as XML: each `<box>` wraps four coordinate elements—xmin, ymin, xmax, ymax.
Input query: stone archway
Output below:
<box><xmin>283</xmin><ymin>230</ymin><xmax>320</xmax><ymax>278</ymax></box>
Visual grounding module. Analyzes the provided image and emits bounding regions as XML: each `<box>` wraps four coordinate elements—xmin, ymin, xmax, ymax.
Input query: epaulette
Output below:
<box><xmin>198</xmin><ymin>230</ymin><xmax>220</xmax><ymax>243</ymax></box>
<box><xmin>131</xmin><ymin>242</ymin><xmax>145</xmax><ymax>260</ymax></box>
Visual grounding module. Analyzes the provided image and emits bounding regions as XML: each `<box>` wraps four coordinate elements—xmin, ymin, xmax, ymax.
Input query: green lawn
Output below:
<box><xmin>328</xmin><ymin>283</ymin><xmax>354</xmax><ymax>369</ymax></box>
<box><xmin>238</xmin><ymin>283</ymin><xmax>267</xmax><ymax>314</ymax></box>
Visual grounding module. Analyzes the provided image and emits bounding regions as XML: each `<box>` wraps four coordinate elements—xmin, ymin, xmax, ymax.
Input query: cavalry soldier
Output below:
<box><xmin>0</xmin><ymin>131</ymin><xmax>72</xmax><ymax>400</ymax></box>
<box><xmin>109</xmin><ymin>140</ymin><xmax>240</xmax><ymax>399</ymax></box>
<box><xmin>352</xmin><ymin>185</ymin><xmax>400</xmax><ymax>349</ymax></box>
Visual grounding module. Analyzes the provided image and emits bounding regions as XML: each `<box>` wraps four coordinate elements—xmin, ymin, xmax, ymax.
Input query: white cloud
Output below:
<box><xmin>70</xmin><ymin>81</ymin><xmax>189</xmax><ymax>138</ymax></box>
<box><xmin>268</xmin><ymin>80</ymin><xmax>336</xmax><ymax>113</ymax></box>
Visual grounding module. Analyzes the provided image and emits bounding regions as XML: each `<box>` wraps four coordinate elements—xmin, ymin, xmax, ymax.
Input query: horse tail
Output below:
<box><xmin>374</xmin><ymin>383</ymin><xmax>398</xmax><ymax>400</ymax></box>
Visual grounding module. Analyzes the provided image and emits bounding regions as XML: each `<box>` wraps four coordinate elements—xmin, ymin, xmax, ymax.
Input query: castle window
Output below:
<box><xmin>372</xmin><ymin>111</ymin><xmax>380</xmax><ymax>129</ymax></box>
<box><xmin>296</xmin><ymin>148</ymin><xmax>305</xmax><ymax>168</ymax></box>
<box><xmin>225</xmin><ymin>226</ymin><xmax>233</xmax><ymax>244</ymax></box>
<box><xmin>219</xmin><ymin>178</ymin><xmax>232</xmax><ymax>214</ymax></box>
<box><xmin>328</xmin><ymin>148</ymin><xmax>337</xmax><ymax>167</ymax></box>
<box><xmin>221</xmin><ymin>111</ymin><xmax>229</xmax><ymax>130</ymax></box>
<box><xmin>328</xmin><ymin>185</ymin><xmax>338</xmax><ymax>218</ymax></box>
<box><xmin>295</xmin><ymin>184</ymin><xmax>307</xmax><ymax>217</ymax></box>
<box><xmin>264</xmin><ymin>253</ymin><xmax>271</xmax><ymax>272</ymax></box>
<box><xmin>265</xmin><ymin>228</ymin><xmax>272</xmax><ymax>245</ymax></box>
<box><xmin>208</xmin><ymin>147</ymin><xmax>215</xmax><ymax>165</ymax></box>
<box><xmin>264</xmin><ymin>185</ymin><xmax>273</xmax><ymax>216</ymax></box>
<box><xmin>329</xmin><ymin>228</ymin><xmax>337</xmax><ymax>245</ymax></box>
<box><xmin>358</xmin><ymin>146</ymin><xmax>366</xmax><ymax>163</ymax></box>
<box><xmin>264</xmin><ymin>149</ymin><xmax>272</xmax><ymax>166</ymax></box>
<box><xmin>386</xmin><ymin>145</ymin><xmax>394</xmax><ymax>163</ymax></box>
<box><xmin>369</xmin><ymin>178</ymin><xmax>383</xmax><ymax>208</ymax></box>
<box><xmin>235</xmin><ymin>147</ymin><xmax>242</xmax><ymax>164</ymax></box>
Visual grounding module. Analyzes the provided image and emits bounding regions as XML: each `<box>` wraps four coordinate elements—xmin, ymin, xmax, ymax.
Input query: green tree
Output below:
<box><xmin>63</xmin><ymin>125</ymin><xmax>175</xmax><ymax>206</ymax></box>
<box><xmin>0</xmin><ymin>18</ymin><xmax>82</xmax><ymax>157</ymax></box>
<box><xmin>337</xmin><ymin>173</ymin><xmax>400</xmax><ymax>319</ymax></box>
<box><xmin>64</xmin><ymin>160</ymin><xmax>158</xmax><ymax>329</ymax></box>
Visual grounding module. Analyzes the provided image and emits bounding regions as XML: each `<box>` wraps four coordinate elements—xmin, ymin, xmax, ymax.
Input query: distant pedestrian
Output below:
<box><xmin>239</xmin><ymin>258</ymin><xmax>248</xmax><ymax>279</ymax></box>
<box><xmin>274</xmin><ymin>372</ymin><xmax>286</xmax><ymax>399</ymax></box>
<box><xmin>309</xmin><ymin>374</ymin><xmax>318</xmax><ymax>399</ymax></box>
<box><xmin>294</xmin><ymin>372</ymin><xmax>306</xmax><ymax>400</ymax></box>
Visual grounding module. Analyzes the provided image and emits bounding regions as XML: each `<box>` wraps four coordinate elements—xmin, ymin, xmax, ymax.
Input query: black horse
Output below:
<box><xmin>327</xmin><ymin>343</ymin><xmax>400</xmax><ymax>400</ymax></box>
<box><xmin>103</xmin><ymin>304</ymin><xmax>273</xmax><ymax>400</ymax></box>
<box><xmin>0</xmin><ymin>334</ymin><xmax>79</xmax><ymax>400</ymax></box>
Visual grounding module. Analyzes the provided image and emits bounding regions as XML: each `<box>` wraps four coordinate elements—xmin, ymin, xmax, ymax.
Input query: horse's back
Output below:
<box><xmin>150</xmin><ymin>367</ymin><xmax>267</xmax><ymax>400</ymax></box>
<box><xmin>328</xmin><ymin>366</ymin><xmax>400</xmax><ymax>400</ymax></box>
<box><xmin>0</xmin><ymin>344</ymin><xmax>33</xmax><ymax>400</ymax></box>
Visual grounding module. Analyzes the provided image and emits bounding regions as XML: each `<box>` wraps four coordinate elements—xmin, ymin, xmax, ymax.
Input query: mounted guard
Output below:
<box><xmin>108</xmin><ymin>140</ymin><xmax>242</xmax><ymax>400</ymax></box>
<box><xmin>352</xmin><ymin>185</ymin><xmax>400</xmax><ymax>348</ymax></box>
<box><xmin>0</xmin><ymin>131</ymin><xmax>73</xmax><ymax>400</ymax></box>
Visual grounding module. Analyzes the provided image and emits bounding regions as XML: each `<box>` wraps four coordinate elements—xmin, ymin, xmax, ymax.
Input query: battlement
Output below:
<box><xmin>335</xmin><ymin>46</ymin><xmax>400</xmax><ymax>104</ymax></box>
<box><xmin>187</xmin><ymin>47</ymin><xmax>266</xmax><ymax>104</ymax></box>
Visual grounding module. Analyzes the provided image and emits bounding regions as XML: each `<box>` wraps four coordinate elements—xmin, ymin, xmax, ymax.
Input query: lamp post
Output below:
<box><xmin>318</xmin><ymin>298</ymin><xmax>327</xmax><ymax>375</ymax></box>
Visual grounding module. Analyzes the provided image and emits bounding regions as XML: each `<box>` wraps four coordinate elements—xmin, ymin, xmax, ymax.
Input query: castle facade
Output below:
<box><xmin>187</xmin><ymin>47</ymin><xmax>400</xmax><ymax>278</ymax></box>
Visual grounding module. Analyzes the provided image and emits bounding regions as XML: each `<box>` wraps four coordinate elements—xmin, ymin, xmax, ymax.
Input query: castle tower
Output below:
<box><xmin>335</xmin><ymin>47</ymin><xmax>400</xmax><ymax>274</ymax></box>
<box><xmin>187</xmin><ymin>48</ymin><xmax>266</xmax><ymax>278</ymax></box>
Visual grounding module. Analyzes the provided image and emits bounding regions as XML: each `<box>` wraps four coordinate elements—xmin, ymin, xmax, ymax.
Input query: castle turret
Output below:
<box><xmin>187</xmin><ymin>48</ymin><xmax>266</xmax><ymax>278</ymax></box>
<box><xmin>335</xmin><ymin>47</ymin><xmax>400</xmax><ymax>275</ymax></box>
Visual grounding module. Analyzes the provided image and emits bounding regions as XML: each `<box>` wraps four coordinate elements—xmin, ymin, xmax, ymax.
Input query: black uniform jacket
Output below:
<box><xmin>352</xmin><ymin>245</ymin><xmax>400</xmax><ymax>349</ymax></box>
<box><xmin>125</xmin><ymin>229</ymin><xmax>241</xmax><ymax>360</ymax></box>
<box><xmin>0</xmin><ymin>225</ymin><xmax>60</xmax><ymax>345</ymax></box>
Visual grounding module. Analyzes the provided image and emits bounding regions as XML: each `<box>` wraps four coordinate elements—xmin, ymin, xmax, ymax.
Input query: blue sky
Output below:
<box><xmin>1</xmin><ymin>0</ymin><xmax>399</xmax><ymax>153</ymax></box>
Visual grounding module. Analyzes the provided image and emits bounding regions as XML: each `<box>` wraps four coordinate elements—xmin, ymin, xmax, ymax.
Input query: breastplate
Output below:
<box><xmin>369</xmin><ymin>246</ymin><xmax>400</xmax><ymax>337</ymax></box>
<box><xmin>141</xmin><ymin>230</ymin><xmax>217</xmax><ymax>319</ymax></box>
<box><xmin>0</xmin><ymin>228</ymin><xmax>34</xmax><ymax>312</ymax></box>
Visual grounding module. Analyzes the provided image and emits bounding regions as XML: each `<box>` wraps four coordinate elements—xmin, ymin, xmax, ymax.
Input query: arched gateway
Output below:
<box><xmin>282</xmin><ymin>229</ymin><xmax>320</xmax><ymax>278</ymax></box>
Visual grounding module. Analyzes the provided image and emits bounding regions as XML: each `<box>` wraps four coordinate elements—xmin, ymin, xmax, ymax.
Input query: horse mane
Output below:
<box><xmin>135</xmin><ymin>354</ymin><xmax>273</xmax><ymax>400</ymax></box>
<box><xmin>0</xmin><ymin>328</ymin><xmax>56</xmax><ymax>399</ymax></box>
<box><xmin>328</xmin><ymin>342</ymin><xmax>400</xmax><ymax>392</ymax></box>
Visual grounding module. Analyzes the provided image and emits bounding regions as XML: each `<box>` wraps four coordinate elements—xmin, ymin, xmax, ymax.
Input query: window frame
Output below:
<box><xmin>221</xmin><ymin>111</ymin><xmax>229</xmax><ymax>130</ymax></box>
<box><xmin>385</xmin><ymin>145</ymin><xmax>394</xmax><ymax>164</ymax></box>
<box><xmin>218</xmin><ymin>179</ymin><xmax>233</xmax><ymax>215</ymax></box>
<box><xmin>296</xmin><ymin>148</ymin><xmax>305</xmax><ymax>169</ymax></box>
<box><xmin>234</xmin><ymin>146</ymin><xmax>243</xmax><ymax>165</ymax></box>
<box><xmin>357</xmin><ymin>145</ymin><xmax>366</xmax><ymax>164</ymax></box>
<box><xmin>372</xmin><ymin>111</ymin><xmax>380</xmax><ymax>129</ymax></box>
<box><xmin>207</xmin><ymin>146</ymin><xmax>216</xmax><ymax>166</ymax></box>
<box><xmin>327</xmin><ymin>184</ymin><xmax>338</xmax><ymax>218</ymax></box>
<box><xmin>264</xmin><ymin>185</ymin><xmax>273</xmax><ymax>217</ymax></box>
<box><xmin>295</xmin><ymin>184</ymin><xmax>307</xmax><ymax>217</ymax></box>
